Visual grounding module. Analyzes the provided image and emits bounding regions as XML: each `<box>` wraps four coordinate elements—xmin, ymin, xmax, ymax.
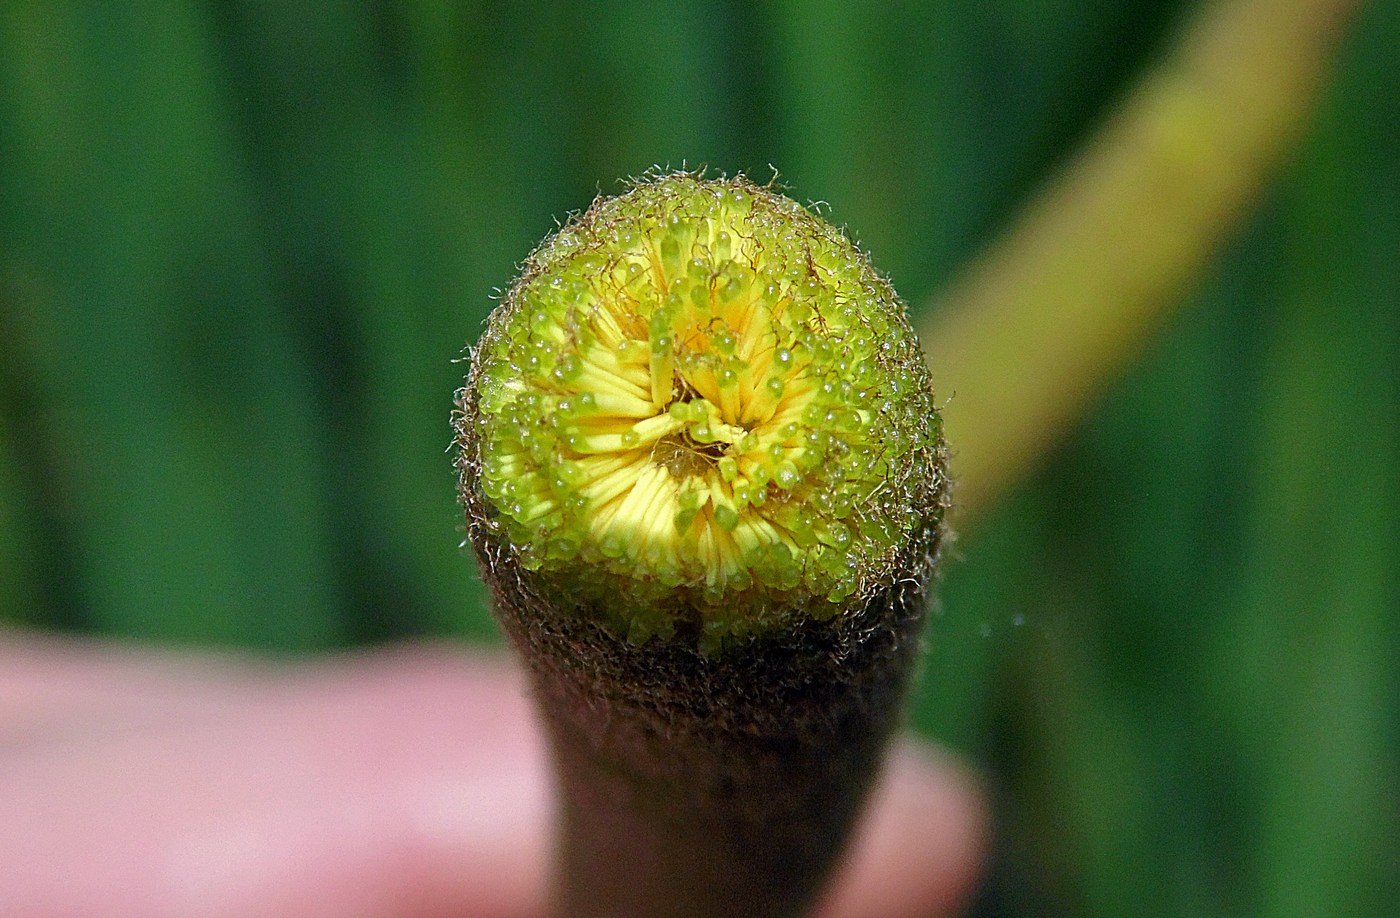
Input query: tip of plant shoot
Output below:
<box><xmin>458</xmin><ymin>171</ymin><xmax>945</xmax><ymax>646</ymax></box>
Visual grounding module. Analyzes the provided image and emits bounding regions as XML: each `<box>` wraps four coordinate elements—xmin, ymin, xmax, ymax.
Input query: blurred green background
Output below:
<box><xmin>1</xmin><ymin>1</ymin><xmax>1395</xmax><ymax>915</ymax></box>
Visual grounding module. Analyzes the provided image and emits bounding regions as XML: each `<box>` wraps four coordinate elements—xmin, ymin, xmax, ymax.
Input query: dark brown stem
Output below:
<box><xmin>473</xmin><ymin>530</ymin><xmax>937</xmax><ymax>917</ymax></box>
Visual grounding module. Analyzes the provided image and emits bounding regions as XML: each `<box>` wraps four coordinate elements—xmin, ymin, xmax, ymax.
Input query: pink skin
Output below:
<box><xmin>0</xmin><ymin>632</ymin><xmax>985</xmax><ymax>917</ymax></box>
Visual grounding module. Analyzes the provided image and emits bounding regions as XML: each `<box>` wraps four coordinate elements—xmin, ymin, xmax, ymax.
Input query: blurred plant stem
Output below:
<box><xmin>921</xmin><ymin>0</ymin><xmax>1363</xmax><ymax>523</ymax></box>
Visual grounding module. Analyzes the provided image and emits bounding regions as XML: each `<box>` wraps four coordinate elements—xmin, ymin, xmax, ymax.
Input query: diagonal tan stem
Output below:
<box><xmin>921</xmin><ymin>0</ymin><xmax>1364</xmax><ymax>523</ymax></box>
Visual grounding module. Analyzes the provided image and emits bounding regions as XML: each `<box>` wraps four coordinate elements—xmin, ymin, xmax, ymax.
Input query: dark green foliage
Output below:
<box><xmin>0</xmin><ymin>1</ymin><xmax>1394</xmax><ymax>914</ymax></box>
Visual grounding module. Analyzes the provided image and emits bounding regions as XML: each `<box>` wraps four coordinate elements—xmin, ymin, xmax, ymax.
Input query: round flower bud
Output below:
<box><xmin>456</xmin><ymin>172</ymin><xmax>947</xmax><ymax>648</ymax></box>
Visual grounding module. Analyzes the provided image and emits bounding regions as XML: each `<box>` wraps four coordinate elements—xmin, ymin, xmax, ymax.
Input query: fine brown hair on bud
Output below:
<box><xmin>454</xmin><ymin>170</ymin><xmax>949</xmax><ymax>917</ymax></box>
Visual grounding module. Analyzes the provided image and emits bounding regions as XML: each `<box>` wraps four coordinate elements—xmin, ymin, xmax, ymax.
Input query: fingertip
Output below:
<box><xmin>0</xmin><ymin>643</ymin><xmax>554</xmax><ymax>918</ymax></box>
